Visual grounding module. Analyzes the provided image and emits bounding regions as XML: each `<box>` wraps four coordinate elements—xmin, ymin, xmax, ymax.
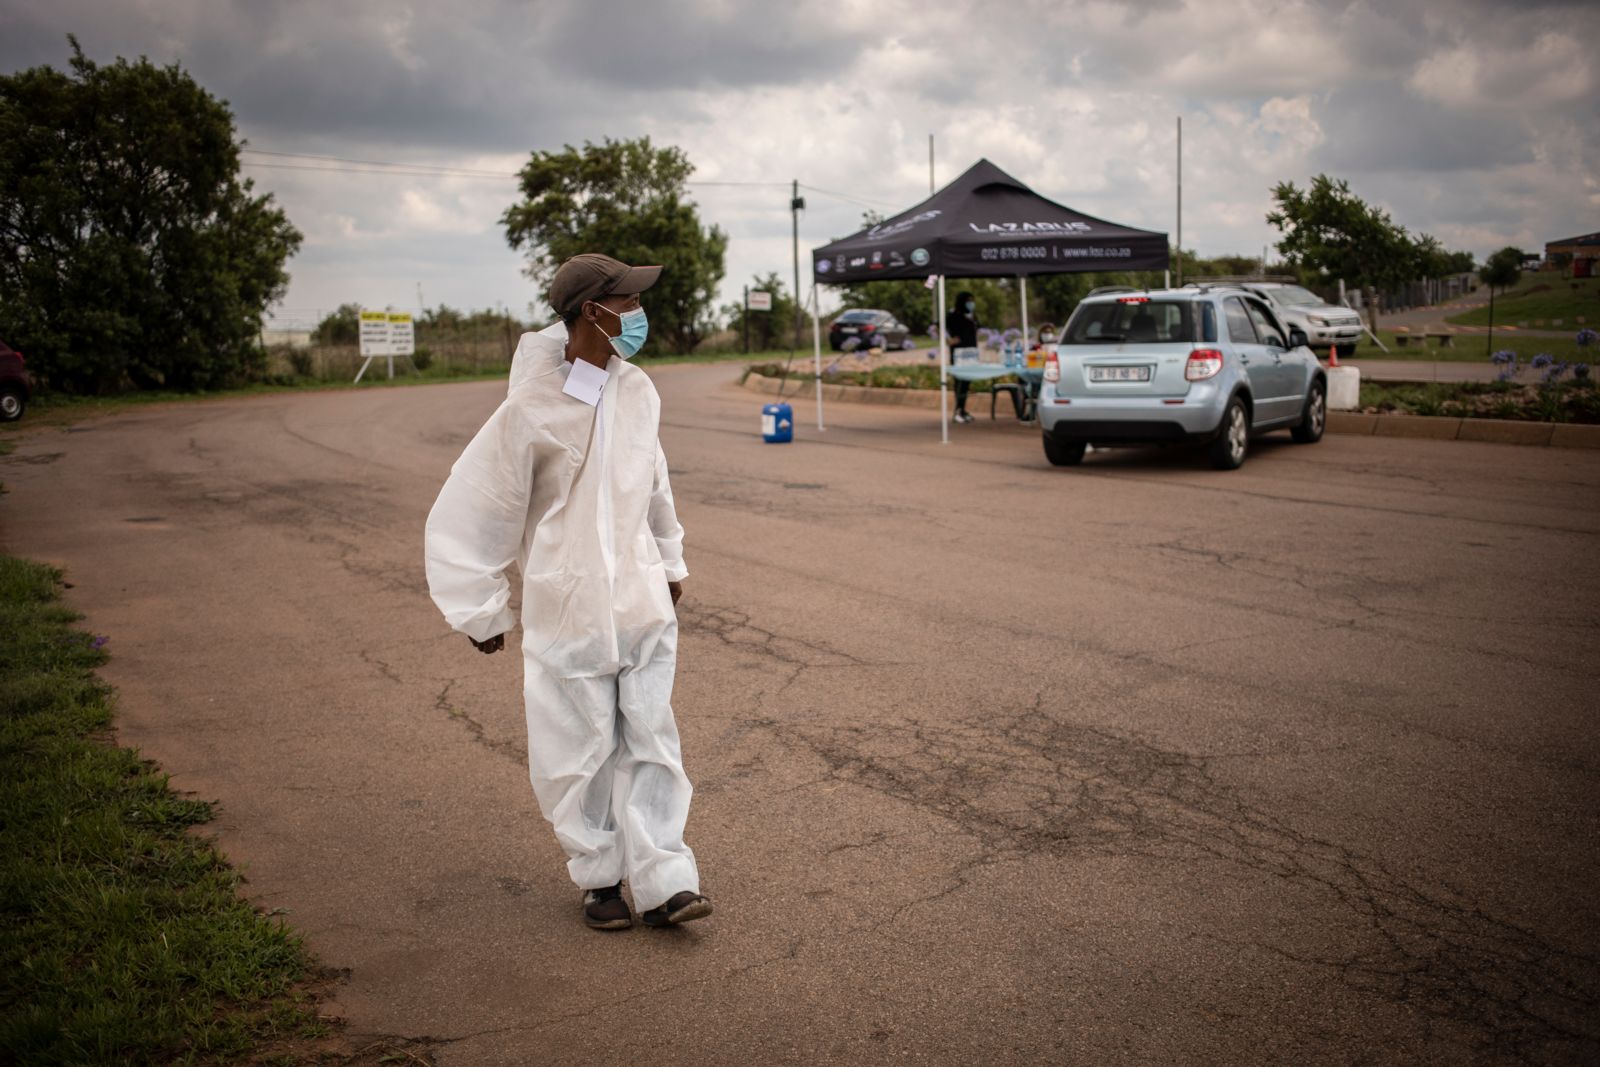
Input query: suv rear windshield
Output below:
<box><xmin>1062</xmin><ymin>300</ymin><xmax>1201</xmax><ymax>344</ymax></box>
<box><xmin>836</xmin><ymin>310</ymin><xmax>881</xmax><ymax>323</ymax></box>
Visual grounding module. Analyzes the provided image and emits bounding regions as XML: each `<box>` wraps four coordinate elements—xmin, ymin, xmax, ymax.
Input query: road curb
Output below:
<box><xmin>741</xmin><ymin>375</ymin><xmax>1600</xmax><ymax>448</ymax></box>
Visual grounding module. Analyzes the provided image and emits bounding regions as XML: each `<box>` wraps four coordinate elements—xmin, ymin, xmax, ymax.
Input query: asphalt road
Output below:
<box><xmin>3</xmin><ymin>365</ymin><xmax>1598</xmax><ymax>1066</ymax></box>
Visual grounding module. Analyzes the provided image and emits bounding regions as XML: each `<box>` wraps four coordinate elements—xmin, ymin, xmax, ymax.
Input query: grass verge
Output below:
<box><xmin>1348</xmin><ymin>330</ymin><xmax>1592</xmax><ymax>363</ymax></box>
<box><xmin>1356</xmin><ymin>379</ymin><xmax>1600</xmax><ymax>423</ymax></box>
<box><xmin>1444</xmin><ymin>275</ymin><xmax>1600</xmax><ymax>328</ymax></box>
<box><xmin>0</xmin><ymin>556</ymin><xmax>323</xmax><ymax>1064</ymax></box>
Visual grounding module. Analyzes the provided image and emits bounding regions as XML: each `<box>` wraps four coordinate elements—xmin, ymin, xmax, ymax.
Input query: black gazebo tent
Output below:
<box><xmin>805</xmin><ymin>159</ymin><xmax>1169</xmax><ymax>440</ymax></box>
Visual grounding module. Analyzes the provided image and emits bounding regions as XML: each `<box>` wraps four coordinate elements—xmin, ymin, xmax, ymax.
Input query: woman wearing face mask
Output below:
<box><xmin>945</xmin><ymin>290</ymin><xmax>980</xmax><ymax>423</ymax></box>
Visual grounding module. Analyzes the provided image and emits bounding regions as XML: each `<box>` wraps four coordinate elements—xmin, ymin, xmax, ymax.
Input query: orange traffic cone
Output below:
<box><xmin>1329</xmin><ymin>343</ymin><xmax>1339</xmax><ymax>367</ymax></box>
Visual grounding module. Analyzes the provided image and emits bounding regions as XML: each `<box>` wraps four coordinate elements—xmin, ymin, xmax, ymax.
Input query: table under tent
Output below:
<box><xmin>806</xmin><ymin>159</ymin><xmax>1170</xmax><ymax>442</ymax></box>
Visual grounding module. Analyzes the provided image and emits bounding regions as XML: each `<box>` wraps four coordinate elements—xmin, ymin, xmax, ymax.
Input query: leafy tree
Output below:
<box><xmin>1029</xmin><ymin>270</ymin><xmax>1167</xmax><ymax>327</ymax></box>
<box><xmin>1479</xmin><ymin>246</ymin><xmax>1523</xmax><ymax>293</ymax></box>
<box><xmin>502</xmin><ymin>138</ymin><xmax>727</xmax><ymax>354</ymax></box>
<box><xmin>313</xmin><ymin>303</ymin><xmax>362</xmax><ymax>345</ymax></box>
<box><xmin>0</xmin><ymin>40</ymin><xmax>301</xmax><ymax>393</ymax></box>
<box><xmin>832</xmin><ymin>278</ymin><xmax>940</xmax><ymax>337</ymax></box>
<box><xmin>721</xmin><ymin>273</ymin><xmax>796</xmax><ymax>351</ymax></box>
<box><xmin>1413</xmin><ymin>235</ymin><xmax>1475</xmax><ymax>279</ymax></box>
<box><xmin>1266</xmin><ymin>175</ymin><xmax>1414</xmax><ymax>331</ymax></box>
<box><xmin>1479</xmin><ymin>246</ymin><xmax>1524</xmax><ymax>352</ymax></box>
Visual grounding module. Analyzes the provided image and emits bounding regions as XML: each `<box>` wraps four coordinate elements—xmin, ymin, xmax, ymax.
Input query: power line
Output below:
<box><xmin>798</xmin><ymin>182</ymin><xmax>897</xmax><ymax>210</ymax></box>
<box><xmin>243</xmin><ymin>160</ymin><xmax>515</xmax><ymax>180</ymax></box>
<box><xmin>244</xmin><ymin>147</ymin><xmax>511</xmax><ymax>177</ymax></box>
<box><xmin>241</xmin><ymin>149</ymin><xmax>884</xmax><ymax>202</ymax></box>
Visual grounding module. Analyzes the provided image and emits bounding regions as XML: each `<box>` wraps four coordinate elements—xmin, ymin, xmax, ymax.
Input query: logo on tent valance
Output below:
<box><xmin>968</xmin><ymin>221</ymin><xmax>1095</xmax><ymax>234</ymax></box>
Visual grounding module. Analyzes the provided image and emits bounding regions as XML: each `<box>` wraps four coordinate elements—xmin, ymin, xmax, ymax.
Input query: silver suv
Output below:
<box><xmin>1039</xmin><ymin>287</ymin><xmax>1326</xmax><ymax>470</ymax></box>
<box><xmin>1233</xmin><ymin>282</ymin><xmax>1363</xmax><ymax>359</ymax></box>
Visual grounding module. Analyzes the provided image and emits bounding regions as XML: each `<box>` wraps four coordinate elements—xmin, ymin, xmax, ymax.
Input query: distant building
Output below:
<box><xmin>260</xmin><ymin>327</ymin><xmax>314</xmax><ymax>349</ymax></box>
<box><xmin>1545</xmin><ymin>231</ymin><xmax>1600</xmax><ymax>278</ymax></box>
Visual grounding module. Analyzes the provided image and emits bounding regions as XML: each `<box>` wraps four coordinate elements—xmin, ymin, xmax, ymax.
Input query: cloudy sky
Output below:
<box><xmin>3</xmin><ymin>0</ymin><xmax>1595</xmax><ymax>328</ymax></box>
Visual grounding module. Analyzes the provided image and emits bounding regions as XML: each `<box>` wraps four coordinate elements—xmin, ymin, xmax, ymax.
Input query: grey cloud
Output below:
<box><xmin>3</xmin><ymin>0</ymin><xmax>1593</xmax><ymax>316</ymax></box>
<box><xmin>537</xmin><ymin>0</ymin><xmax>868</xmax><ymax>92</ymax></box>
<box><xmin>1310</xmin><ymin>84</ymin><xmax>1532</xmax><ymax>174</ymax></box>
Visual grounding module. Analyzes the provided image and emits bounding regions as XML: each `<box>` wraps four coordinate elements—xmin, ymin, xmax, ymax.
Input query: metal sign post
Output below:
<box><xmin>745</xmin><ymin>290</ymin><xmax>771</xmax><ymax>354</ymax></box>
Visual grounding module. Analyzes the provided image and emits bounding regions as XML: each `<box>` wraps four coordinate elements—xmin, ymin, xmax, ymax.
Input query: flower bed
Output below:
<box><xmin>1358</xmin><ymin>379</ymin><xmax>1599</xmax><ymax>424</ymax></box>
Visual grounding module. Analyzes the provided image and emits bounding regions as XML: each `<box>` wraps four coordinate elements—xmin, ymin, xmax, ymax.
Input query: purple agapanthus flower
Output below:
<box><xmin>90</xmin><ymin>635</ymin><xmax>108</xmax><ymax>650</ymax></box>
<box><xmin>1490</xmin><ymin>350</ymin><xmax>1517</xmax><ymax>366</ymax></box>
<box><xmin>1575</xmin><ymin>363</ymin><xmax>1591</xmax><ymax>381</ymax></box>
<box><xmin>1531</xmin><ymin>353</ymin><xmax>1554</xmax><ymax>370</ymax></box>
<box><xmin>1576</xmin><ymin>328</ymin><xmax>1598</xmax><ymax>348</ymax></box>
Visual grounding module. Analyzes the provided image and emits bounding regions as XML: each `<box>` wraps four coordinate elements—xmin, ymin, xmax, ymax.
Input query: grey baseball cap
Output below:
<box><xmin>548</xmin><ymin>253</ymin><xmax>661</xmax><ymax>318</ymax></box>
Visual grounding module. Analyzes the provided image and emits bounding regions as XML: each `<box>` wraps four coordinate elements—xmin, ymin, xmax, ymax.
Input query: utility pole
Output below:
<box><xmin>1176</xmin><ymin>115</ymin><xmax>1183</xmax><ymax>287</ymax></box>
<box><xmin>791</xmin><ymin>179</ymin><xmax>805</xmax><ymax>354</ymax></box>
<box><xmin>743</xmin><ymin>284</ymin><xmax>750</xmax><ymax>354</ymax></box>
<box><xmin>930</xmin><ymin>134</ymin><xmax>937</xmax><ymax>344</ymax></box>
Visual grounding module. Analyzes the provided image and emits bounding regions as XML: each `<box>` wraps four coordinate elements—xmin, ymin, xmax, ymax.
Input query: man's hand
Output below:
<box><xmin>469</xmin><ymin>633</ymin><xmax>505</xmax><ymax>654</ymax></box>
<box><xmin>668</xmin><ymin>580</ymin><xmax>683</xmax><ymax>606</ymax></box>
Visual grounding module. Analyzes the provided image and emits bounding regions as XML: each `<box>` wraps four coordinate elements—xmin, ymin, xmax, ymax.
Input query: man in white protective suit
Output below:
<box><xmin>424</xmin><ymin>253</ymin><xmax>710</xmax><ymax>931</ymax></box>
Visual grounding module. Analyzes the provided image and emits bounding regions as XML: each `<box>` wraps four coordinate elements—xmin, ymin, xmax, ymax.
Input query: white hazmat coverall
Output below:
<box><xmin>424</xmin><ymin>322</ymin><xmax>698</xmax><ymax>911</ymax></box>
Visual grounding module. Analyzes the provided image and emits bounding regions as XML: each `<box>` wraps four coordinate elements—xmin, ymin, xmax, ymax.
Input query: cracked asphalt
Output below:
<box><xmin>2</xmin><ymin>363</ymin><xmax>1598</xmax><ymax>1066</ymax></box>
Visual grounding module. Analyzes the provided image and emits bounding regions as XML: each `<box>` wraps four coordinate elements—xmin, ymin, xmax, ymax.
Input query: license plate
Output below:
<box><xmin>1089</xmin><ymin>365</ymin><xmax>1151</xmax><ymax>382</ymax></box>
<box><xmin>839</xmin><ymin>326</ymin><xmax>858</xmax><ymax>333</ymax></box>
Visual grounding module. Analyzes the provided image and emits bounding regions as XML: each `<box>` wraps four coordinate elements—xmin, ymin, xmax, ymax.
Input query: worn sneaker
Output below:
<box><xmin>583</xmin><ymin>883</ymin><xmax>632</xmax><ymax>930</ymax></box>
<box><xmin>641</xmin><ymin>891</ymin><xmax>713</xmax><ymax>928</ymax></box>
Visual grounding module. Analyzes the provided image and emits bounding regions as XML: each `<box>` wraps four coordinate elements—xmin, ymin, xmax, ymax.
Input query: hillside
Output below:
<box><xmin>1447</xmin><ymin>274</ymin><xmax>1600</xmax><ymax>327</ymax></box>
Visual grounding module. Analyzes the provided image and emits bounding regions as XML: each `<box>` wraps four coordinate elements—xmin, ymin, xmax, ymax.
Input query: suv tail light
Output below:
<box><xmin>1044</xmin><ymin>350</ymin><xmax>1060</xmax><ymax>383</ymax></box>
<box><xmin>1185</xmin><ymin>348</ymin><xmax>1223</xmax><ymax>380</ymax></box>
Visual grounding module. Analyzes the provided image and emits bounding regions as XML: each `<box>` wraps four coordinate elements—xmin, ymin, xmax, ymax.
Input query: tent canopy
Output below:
<box><xmin>812</xmin><ymin>158</ymin><xmax>1168</xmax><ymax>284</ymax></box>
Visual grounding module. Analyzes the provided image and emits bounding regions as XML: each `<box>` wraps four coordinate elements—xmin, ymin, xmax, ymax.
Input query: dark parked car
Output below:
<box><xmin>828</xmin><ymin>308</ymin><xmax>910</xmax><ymax>351</ymax></box>
<box><xmin>0</xmin><ymin>339</ymin><xmax>29</xmax><ymax>421</ymax></box>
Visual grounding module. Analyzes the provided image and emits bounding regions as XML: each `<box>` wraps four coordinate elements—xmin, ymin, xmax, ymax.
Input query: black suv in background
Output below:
<box><xmin>1</xmin><ymin>339</ymin><xmax>31</xmax><ymax>421</ymax></box>
<box><xmin>828</xmin><ymin>308</ymin><xmax>910</xmax><ymax>351</ymax></box>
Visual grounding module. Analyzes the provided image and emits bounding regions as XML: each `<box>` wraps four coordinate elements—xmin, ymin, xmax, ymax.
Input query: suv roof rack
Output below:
<box><xmin>1189</xmin><ymin>275</ymin><xmax>1299</xmax><ymax>284</ymax></box>
<box><xmin>1180</xmin><ymin>282</ymin><xmax>1249</xmax><ymax>294</ymax></box>
<box><xmin>1086</xmin><ymin>285</ymin><xmax>1141</xmax><ymax>297</ymax></box>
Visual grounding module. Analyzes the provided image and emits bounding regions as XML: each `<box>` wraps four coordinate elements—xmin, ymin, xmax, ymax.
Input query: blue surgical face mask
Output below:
<box><xmin>964</xmin><ymin>301</ymin><xmax>975</xmax><ymax>313</ymax></box>
<box><xmin>594</xmin><ymin>303</ymin><xmax>648</xmax><ymax>359</ymax></box>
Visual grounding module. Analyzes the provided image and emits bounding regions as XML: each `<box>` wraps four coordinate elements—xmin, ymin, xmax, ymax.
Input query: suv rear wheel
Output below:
<box><xmin>1042</xmin><ymin>434</ymin><xmax>1086</xmax><ymax>467</ymax></box>
<box><xmin>1208</xmin><ymin>398</ymin><xmax>1248</xmax><ymax>470</ymax></box>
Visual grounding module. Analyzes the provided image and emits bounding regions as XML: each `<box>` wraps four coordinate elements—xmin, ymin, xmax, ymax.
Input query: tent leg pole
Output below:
<box><xmin>1019</xmin><ymin>274</ymin><xmax>1028</xmax><ymax>348</ymax></box>
<box><xmin>811</xmin><ymin>285</ymin><xmax>825</xmax><ymax>431</ymax></box>
<box><xmin>938</xmin><ymin>276</ymin><xmax>949</xmax><ymax>445</ymax></box>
